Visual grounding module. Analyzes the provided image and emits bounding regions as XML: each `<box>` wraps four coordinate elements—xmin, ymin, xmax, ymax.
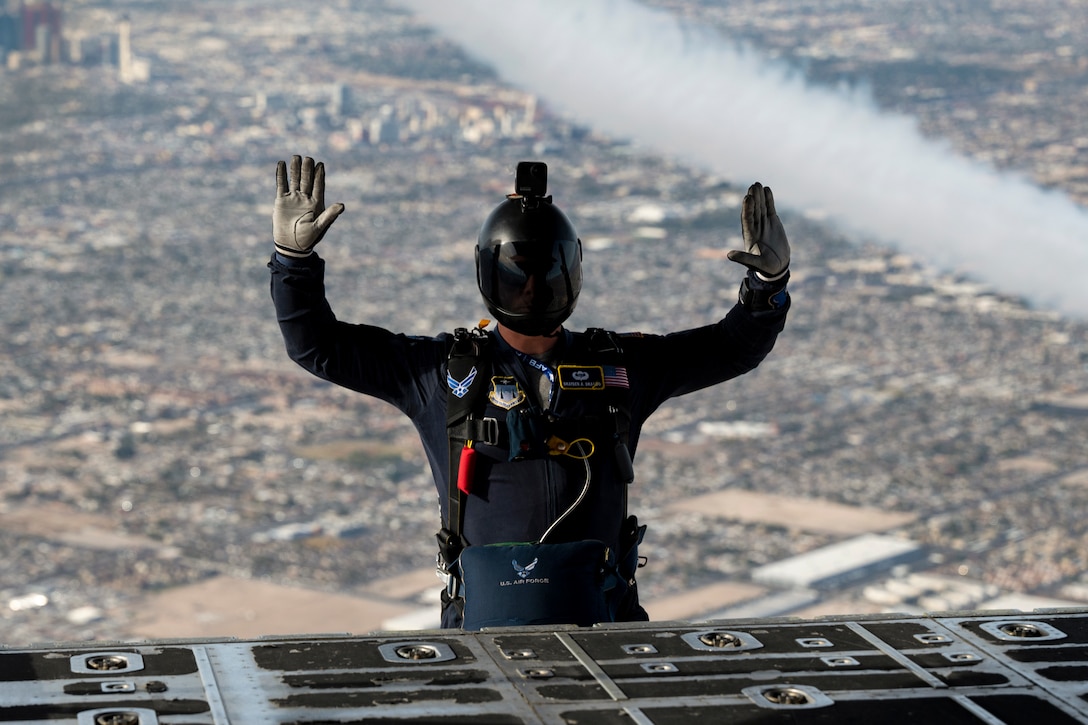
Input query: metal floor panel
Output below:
<box><xmin>3</xmin><ymin>609</ymin><xmax>1088</xmax><ymax>723</ymax></box>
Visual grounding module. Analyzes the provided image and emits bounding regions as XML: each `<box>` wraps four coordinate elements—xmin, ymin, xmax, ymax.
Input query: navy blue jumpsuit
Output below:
<box><xmin>269</xmin><ymin>252</ymin><xmax>789</xmax><ymax>626</ymax></box>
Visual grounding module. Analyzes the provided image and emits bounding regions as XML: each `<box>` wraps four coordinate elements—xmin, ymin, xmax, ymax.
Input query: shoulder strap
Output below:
<box><xmin>584</xmin><ymin>329</ymin><xmax>647</xmax><ymax>602</ymax></box>
<box><xmin>446</xmin><ymin>326</ymin><xmax>491</xmax><ymax>428</ymax></box>
<box><xmin>437</xmin><ymin>325</ymin><xmax>492</xmax><ymax>565</ymax></box>
<box><xmin>584</xmin><ymin>328</ymin><xmax>633</xmax><ymax>481</ymax></box>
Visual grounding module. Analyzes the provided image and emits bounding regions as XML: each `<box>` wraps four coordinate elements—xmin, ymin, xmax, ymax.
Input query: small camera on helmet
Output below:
<box><xmin>515</xmin><ymin>161</ymin><xmax>548</xmax><ymax>198</ymax></box>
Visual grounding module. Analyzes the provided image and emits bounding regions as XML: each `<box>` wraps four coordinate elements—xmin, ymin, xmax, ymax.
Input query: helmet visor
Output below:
<box><xmin>485</xmin><ymin>239</ymin><xmax>581</xmax><ymax>320</ymax></box>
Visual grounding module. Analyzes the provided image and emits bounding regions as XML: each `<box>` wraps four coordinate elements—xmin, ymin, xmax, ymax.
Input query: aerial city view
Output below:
<box><xmin>1</xmin><ymin>0</ymin><xmax>1087</xmax><ymax>645</ymax></box>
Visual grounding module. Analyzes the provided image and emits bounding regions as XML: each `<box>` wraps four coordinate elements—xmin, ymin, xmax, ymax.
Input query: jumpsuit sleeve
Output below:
<box><xmin>623</xmin><ymin>292</ymin><xmax>790</xmax><ymax>424</ymax></box>
<box><xmin>268</xmin><ymin>252</ymin><xmax>448</xmax><ymax>420</ymax></box>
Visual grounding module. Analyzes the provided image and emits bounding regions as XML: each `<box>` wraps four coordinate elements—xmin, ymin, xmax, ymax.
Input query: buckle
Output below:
<box><xmin>436</xmin><ymin>553</ymin><xmax>461</xmax><ymax>599</ymax></box>
<box><xmin>473</xmin><ymin>417</ymin><xmax>500</xmax><ymax>446</ymax></box>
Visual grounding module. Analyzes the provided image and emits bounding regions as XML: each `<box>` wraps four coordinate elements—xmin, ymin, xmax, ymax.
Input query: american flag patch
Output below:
<box><xmin>604</xmin><ymin>365</ymin><xmax>629</xmax><ymax>388</ymax></box>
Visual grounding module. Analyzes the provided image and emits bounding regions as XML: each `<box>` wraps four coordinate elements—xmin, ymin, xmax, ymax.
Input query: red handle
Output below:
<box><xmin>457</xmin><ymin>446</ymin><xmax>477</xmax><ymax>496</ymax></box>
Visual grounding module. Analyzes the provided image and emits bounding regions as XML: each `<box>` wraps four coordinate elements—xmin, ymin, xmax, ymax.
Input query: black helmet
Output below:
<box><xmin>476</xmin><ymin>162</ymin><xmax>582</xmax><ymax>336</ymax></box>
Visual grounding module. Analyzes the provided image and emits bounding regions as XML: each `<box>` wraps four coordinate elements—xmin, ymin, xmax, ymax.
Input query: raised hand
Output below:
<box><xmin>272</xmin><ymin>155</ymin><xmax>345</xmax><ymax>257</ymax></box>
<box><xmin>727</xmin><ymin>182</ymin><xmax>790</xmax><ymax>280</ymax></box>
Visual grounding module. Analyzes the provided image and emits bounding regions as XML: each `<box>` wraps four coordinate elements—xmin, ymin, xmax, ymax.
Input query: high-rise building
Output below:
<box><xmin>0</xmin><ymin>1</ymin><xmax>63</xmax><ymax>65</ymax></box>
<box><xmin>117</xmin><ymin>14</ymin><xmax>132</xmax><ymax>81</ymax></box>
<box><xmin>0</xmin><ymin>12</ymin><xmax>19</xmax><ymax>58</ymax></box>
<box><xmin>116</xmin><ymin>14</ymin><xmax>149</xmax><ymax>82</ymax></box>
<box><xmin>20</xmin><ymin>1</ymin><xmax>61</xmax><ymax>54</ymax></box>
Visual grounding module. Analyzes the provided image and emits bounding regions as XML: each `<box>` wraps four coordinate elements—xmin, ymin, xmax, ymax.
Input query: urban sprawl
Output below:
<box><xmin>1</xmin><ymin>0</ymin><xmax>1087</xmax><ymax>644</ymax></box>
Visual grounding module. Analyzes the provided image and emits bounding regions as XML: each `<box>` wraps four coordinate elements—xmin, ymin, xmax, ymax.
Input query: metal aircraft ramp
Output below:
<box><xmin>4</xmin><ymin>609</ymin><xmax>1088</xmax><ymax>723</ymax></box>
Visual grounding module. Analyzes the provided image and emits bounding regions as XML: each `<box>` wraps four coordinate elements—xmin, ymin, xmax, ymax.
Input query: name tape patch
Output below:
<box><xmin>557</xmin><ymin>365</ymin><xmax>605</xmax><ymax>391</ymax></box>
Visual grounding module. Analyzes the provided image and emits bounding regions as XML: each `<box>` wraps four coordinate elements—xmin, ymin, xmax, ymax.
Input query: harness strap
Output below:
<box><xmin>440</xmin><ymin>326</ymin><xmax>492</xmax><ymax>568</ymax></box>
<box><xmin>585</xmin><ymin>328</ymin><xmax>633</xmax><ymax>484</ymax></box>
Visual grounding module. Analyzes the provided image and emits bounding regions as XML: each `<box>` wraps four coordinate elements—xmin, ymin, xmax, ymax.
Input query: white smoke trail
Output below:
<box><xmin>400</xmin><ymin>0</ymin><xmax>1088</xmax><ymax>318</ymax></box>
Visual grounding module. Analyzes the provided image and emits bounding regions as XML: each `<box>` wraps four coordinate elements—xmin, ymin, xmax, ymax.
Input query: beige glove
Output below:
<box><xmin>727</xmin><ymin>182</ymin><xmax>790</xmax><ymax>281</ymax></box>
<box><xmin>273</xmin><ymin>155</ymin><xmax>345</xmax><ymax>257</ymax></box>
